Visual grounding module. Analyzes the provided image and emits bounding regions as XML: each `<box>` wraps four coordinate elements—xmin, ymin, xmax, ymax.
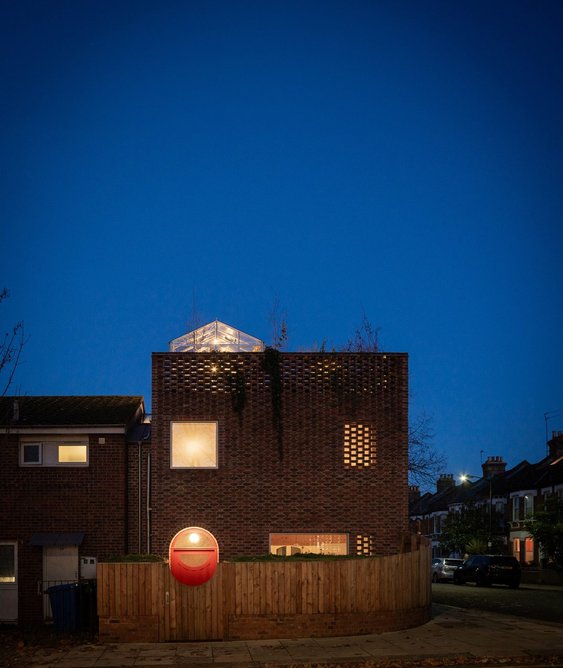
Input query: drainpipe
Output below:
<box><xmin>124</xmin><ymin>440</ymin><xmax>129</xmax><ymax>554</ymax></box>
<box><xmin>146</xmin><ymin>451</ymin><xmax>151</xmax><ymax>554</ymax></box>
<box><xmin>138</xmin><ymin>441</ymin><xmax>142</xmax><ymax>554</ymax></box>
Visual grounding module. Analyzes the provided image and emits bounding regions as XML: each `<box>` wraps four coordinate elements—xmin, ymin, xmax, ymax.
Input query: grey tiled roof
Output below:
<box><xmin>0</xmin><ymin>395</ymin><xmax>144</xmax><ymax>427</ymax></box>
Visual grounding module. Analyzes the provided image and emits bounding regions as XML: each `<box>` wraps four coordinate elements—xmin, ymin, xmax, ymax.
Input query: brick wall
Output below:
<box><xmin>0</xmin><ymin>432</ymin><xmax>129</xmax><ymax>622</ymax></box>
<box><xmin>150</xmin><ymin>351</ymin><xmax>408</xmax><ymax>559</ymax></box>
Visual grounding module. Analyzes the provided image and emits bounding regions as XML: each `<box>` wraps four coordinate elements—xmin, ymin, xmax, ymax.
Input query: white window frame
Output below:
<box><xmin>20</xmin><ymin>442</ymin><xmax>42</xmax><ymax>466</ymax></box>
<box><xmin>512</xmin><ymin>495</ymin><xmax>520</xmax><ymax>522</ymax></box>
<box><xmin>170</xmin><ymin>421</ymin><xmax>218</xmax><ymax>469</ymax></box>
<box><xmin>19</xmin><ymin>438</ymin><xmax>89</xmax><ymax>467</ymax></box>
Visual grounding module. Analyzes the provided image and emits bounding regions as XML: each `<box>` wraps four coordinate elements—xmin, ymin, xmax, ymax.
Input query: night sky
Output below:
<box><xmin>2</xmin><ymin>0</ymin><xmax>562</xmax><ymax>489</ymax></box>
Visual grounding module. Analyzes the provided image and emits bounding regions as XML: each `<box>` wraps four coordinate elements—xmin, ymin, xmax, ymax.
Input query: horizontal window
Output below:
<box><xmin>19</xmin><ymin>440</ymin><xmax>89</xmax><ymax>467</ymax></box>
<box><xmin>171</xmin><ymin>422</ymin><xmax>218</xmax><ymax>468</ymax></box>
<box><xmin>270</xmin><ymin>533</ymin><xmax>348</xmax><ymax>556</ymax></box>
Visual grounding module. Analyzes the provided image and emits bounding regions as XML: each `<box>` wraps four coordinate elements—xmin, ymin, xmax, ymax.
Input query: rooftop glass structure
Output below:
<box><xmin>169</xmin><ymin>320</ymin><xmax>265</xmax><ymax>353</ymax></box>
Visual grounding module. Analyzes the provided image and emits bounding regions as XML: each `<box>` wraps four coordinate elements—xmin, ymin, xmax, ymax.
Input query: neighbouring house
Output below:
<box><xmin>0</xmin><ymin>395</ymin><xmax>147</xmax><ymax>624</ymax></box>
<box><xmin>409</xmin><ymin>434</ymin><xmax>563</xmax><ymax>564</ymax></box>
<box><xmin>0</xmin><ymin>320</ymin><xmax>410</xmax><ymax>625</ymax></box>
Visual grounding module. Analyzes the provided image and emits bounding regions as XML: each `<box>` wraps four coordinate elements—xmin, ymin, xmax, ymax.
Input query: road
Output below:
<box><xmin>432</xmin><ymin>581</ymin><xmax>563</xmax><ymax>624</ymax></box>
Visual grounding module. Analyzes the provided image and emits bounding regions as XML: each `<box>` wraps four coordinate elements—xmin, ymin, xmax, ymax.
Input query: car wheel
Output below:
<box><xmin>509</xmin><ymin>581</ymin><xmax>520</xmax><ymax>589</ymax></box>
<box><xmin>432</xmin><ymin>573</ymin><xmax>438</xmax><ymax>583</ymax></box>
<box><xmin>476</xmin><ymin>573</ymin><xmax>487</xmax><ymax>587</ymax></box>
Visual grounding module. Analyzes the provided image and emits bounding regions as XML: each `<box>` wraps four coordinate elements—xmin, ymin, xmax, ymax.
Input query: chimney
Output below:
<box><xmin>409</xmin><ymin>485</ymin><xmax>420</xmax><ymax>503</ymax></box>
<box><xmin>436</xmin><ymin>474</ymin><xmax>455</xmax><ymax>493</ymax></box>
<box><xmin>481</xmin><ymin>456</ymin><xmax>506</xmax><ymax>479</ymax></box>
<box><xmin>548</xmin><ymin>431</ymin><xmax>563</xmax><ymax>459</ymax></box>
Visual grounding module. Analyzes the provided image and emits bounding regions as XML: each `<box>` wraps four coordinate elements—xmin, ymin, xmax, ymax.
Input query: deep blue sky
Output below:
<box><xmin>2</xmin><ymin>0</ymin><xmax>562</xmax><ymax>488</ymax></box>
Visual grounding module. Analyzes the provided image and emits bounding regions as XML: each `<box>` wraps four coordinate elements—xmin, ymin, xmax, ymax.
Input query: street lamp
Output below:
<box><xmin>459</xmin><ymin>473</ymin><xmax>493</xmax><ymax>549</ymax></box>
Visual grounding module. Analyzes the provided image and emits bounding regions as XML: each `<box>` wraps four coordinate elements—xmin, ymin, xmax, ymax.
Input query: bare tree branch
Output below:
<box><xmin>1</xmin><ymin>289</ymin><xmax>25</xmax><ymax>396</ymax></box>
<box><xmin>342</xmin><ymin>313</ymin><xmax>380</xmax><ymax>352</ymax></box>
<box><xmin>408</xmin><ymin>412</ymin><xmax>447</xmax><ymax>489</ymax></box>
<box><xmin>269</xmin><ymin>297</ymin><xmax>288</xmax><ymax>350</ymax></box>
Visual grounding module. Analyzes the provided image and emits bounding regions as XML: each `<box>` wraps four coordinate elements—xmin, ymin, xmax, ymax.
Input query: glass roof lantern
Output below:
<box><xmin>169</xmin><ymin>320</ymin><xmax>264</xmax><ymax>353</ymax></box>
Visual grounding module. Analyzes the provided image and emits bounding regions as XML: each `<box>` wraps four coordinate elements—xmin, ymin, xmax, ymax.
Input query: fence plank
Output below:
<box><xmin>98</xmin><ymin>538</ymin><xmax>431</xmax><ymax>642</ymax></box>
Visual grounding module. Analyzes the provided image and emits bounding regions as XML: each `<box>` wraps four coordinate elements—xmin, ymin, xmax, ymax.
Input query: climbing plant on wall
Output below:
<box><xmin>262</xmin><ymin>346</ymin><xmax>284</xmax><ymax>459</ymax></box>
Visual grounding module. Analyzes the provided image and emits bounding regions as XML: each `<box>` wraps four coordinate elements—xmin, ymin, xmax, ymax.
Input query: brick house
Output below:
<box><xmin>0</xmin><ymin>321</ymin><xmax>409</xmax><ymax>624</ymax></box>
<box><xmin>0</xmin><ymin>396</ymin><xmax>146</xmax><ymax>623</ymax></box>
<box><xmin>151</xmin><ymin>321</ymin><xmax>409</xmax><ymax>560</ymax></box>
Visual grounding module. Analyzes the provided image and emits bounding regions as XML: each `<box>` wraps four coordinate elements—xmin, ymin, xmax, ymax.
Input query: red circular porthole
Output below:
<box><xmin>169</xmin><ymin>527</ymin><xmax>219</xmax><ymax>586</ymax></box>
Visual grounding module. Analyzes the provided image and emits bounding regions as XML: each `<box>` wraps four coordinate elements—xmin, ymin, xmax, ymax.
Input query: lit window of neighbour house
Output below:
<box><xmin>19</xmin><ymin>440</ymin><xmax>88</xmax><ymax>467</ymax></box>
<box><xmin>171</xmin><ymin>422</ymin><xmax>218</xmax><ymax>468</ymax></box>
<box><xmin>512</xmin><ymin>537</ymin><xmax>520</xmax><ymax>558</ymax></box>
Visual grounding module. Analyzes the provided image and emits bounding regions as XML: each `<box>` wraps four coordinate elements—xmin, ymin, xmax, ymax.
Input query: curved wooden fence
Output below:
<box><xmin>98</xmin><ymin>536</ymin><xmax>431</xmax><ymax>642</ymax></box>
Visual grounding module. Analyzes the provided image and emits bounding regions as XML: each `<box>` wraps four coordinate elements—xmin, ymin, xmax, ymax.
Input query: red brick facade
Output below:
<box><xmin>0</xmin><ymin>431</ymin><xmax>131</xmax><ymax>622</ymax></box>
<box><xmin>150</xmin><ymin>351</ymin><xmax>409</xmax><ymax>559</ymax></box>
<box><xmin>1</xmin><ymin>349</ymin><xmax>409</xmax><ymax>625</ymax></box>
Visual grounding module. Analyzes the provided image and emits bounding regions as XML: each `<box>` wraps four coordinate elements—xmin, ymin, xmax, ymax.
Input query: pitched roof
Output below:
<box><xmin>169</xmin><ymin>320</ymin><xmax>264</xmax><ymax>352</ymax></box>
<box><xmin>0</xmin><ymin>396</ymin><xmax>144</xmax><ymax>428</ymax></box>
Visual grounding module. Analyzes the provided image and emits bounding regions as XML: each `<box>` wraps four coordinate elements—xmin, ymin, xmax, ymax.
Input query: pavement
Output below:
<box><xmin>12</xmin><ymin>604</ymin><xmax>563</xmax><ymax>667</ymax></box>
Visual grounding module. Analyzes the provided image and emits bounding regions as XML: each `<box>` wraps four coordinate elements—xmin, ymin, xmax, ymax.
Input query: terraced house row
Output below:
<box><xmin>0</xmin><ymin>321</ymin><xmax>409</xmax><ymax>625</ymax></box>
<box><xmin>409</xmin><ymin>436</ymin><xmax>563</xmax><ymax>564</ymax></box>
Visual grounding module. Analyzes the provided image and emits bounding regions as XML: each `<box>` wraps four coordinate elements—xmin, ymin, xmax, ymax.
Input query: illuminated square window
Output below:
<box><xmin>171</xmin><ymin>422</ymin><xmax>218</xmax><ymax>468</ymax></box>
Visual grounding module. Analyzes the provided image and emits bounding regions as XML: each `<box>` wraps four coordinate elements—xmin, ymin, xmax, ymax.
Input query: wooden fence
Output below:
<box><xmin>98</xmin><ymin>537</ymin><xmax>431</xmax><ymax>642</ymax></box>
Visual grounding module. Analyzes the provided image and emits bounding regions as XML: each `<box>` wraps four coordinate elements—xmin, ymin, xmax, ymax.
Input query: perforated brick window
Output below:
<box><xmin>343</xmin><ymin>423</ymin><xmax>376</xmax><ymax>468</ymax></box>
<box><xmin>355</xmin><ymin>534</ymin><xmax>375</xmax><ymax>556</ymax></box>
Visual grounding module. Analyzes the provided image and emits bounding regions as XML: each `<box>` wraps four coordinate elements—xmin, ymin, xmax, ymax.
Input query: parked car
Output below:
<box><xmin>431</xmin><ymin>557</ymin><xmax>464</xmax><ymax>582</ymax></box>
<box><xmin>453</xmin><ymin>555</ymin><xmax>521</xmax><ymax>588</ymax></box>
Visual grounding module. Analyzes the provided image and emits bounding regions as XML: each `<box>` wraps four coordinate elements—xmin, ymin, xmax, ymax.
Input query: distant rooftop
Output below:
<box><xmin>0</xmin><ymin>396</ymin><xmax>144</xmax><ymax>427</ymax></box>
<box><xmin>169</xmin><ymin>320</ymin><xmax>264</xmax><ymax>353</ymax></box>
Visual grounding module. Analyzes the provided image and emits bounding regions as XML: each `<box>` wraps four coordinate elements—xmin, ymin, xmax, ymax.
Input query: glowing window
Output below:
<box><xmin>355</xmin><ymin>534</ymin><xmax>375</xmax><ymax>556</ymax></box>
<box><xmin>58</xmin><ymin>445</ymin><xmax>88</xmax><ymax>463</ymax></box>
<box><xmin>512</xmin><ymin>538</ymin><xmax>520</xmax><ymax>559</ymax></box>
<box><xmin>343</xmin><ymin>423</ymin><xmax>376</xmax><ymax>468</ymax></box>
<box><xmin>525</xmin><ymin>538</ymin><xmax>534</xmax><ymax>563</ymax></box>
<box><xmin>269</xmin><ymin>533</ymin><xmax>348</xmax><ymax>556</ymax></box>
<box><xmin>171</xmin><ymin>422</ymin><xmax>218</xmax><ymax>468</ymax></box>
<box><xmin>0</xmin><ymin>543</ymin><xmax>16</xmax><ymax>583</ymax></box>
<box><xmin>19</xmin><ymin>439</ymin><xmax>88</xmax><ymax>467</ymax></box>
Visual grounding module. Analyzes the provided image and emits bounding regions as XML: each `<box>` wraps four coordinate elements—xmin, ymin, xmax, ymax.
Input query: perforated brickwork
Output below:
<box><xmin>344</xmin><ymin>423</ymin><xmax>376</xmax><ymax>468</ymax></box>
<box><xmin>151</xmin><ymin>351</ymin><xmax>409</xmax><ymax>560</ymax></box>
<box><xmin>355</xmin><ymin>533</ymin><xmax>377</xmax><ymax>556</ymax></box>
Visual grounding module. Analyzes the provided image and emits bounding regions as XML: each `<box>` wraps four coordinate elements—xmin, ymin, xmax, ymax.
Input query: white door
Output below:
<box><xmin>43</xmin><ymin>546</ymin><xmax>78</xmax><ymax>619</ymax></box>
<box><xmin>0</xmin><ymin>541</ymin><xmax>18</xmax><ymax>622</ymax></box>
